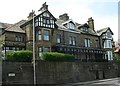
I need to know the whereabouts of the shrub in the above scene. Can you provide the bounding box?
[43,52,74,61]
[5,50,33,62]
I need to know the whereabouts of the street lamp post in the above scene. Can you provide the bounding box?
[32,10,36,86]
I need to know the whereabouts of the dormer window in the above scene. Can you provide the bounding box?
[67,23,75,29]
[83,27,88,32]
[106,31,112,38]
[102,30,112,39]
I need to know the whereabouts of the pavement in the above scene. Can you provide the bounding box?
[62,78,120,86]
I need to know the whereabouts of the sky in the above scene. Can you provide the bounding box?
[0,0,118,41]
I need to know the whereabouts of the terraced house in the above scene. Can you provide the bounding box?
[1,3,114,62]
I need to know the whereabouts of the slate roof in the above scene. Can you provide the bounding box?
[56,18,81,33]
[5,20,26,33]
[0,22,12,29]
[97,27,113,36]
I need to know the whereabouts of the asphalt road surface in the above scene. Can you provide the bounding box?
[69,78,120,86]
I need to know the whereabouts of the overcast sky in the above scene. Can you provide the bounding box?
[0,0,118,41]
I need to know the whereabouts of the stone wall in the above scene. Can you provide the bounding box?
[2,61,119,85]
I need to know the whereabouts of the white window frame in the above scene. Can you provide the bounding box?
[85,39,90,47]
[83,27,88,32]
[69,36,72,45]
[57,34,61,43]
[16,36,18,41]
[67,23,75,29]
[38,30,42,40]
[104,40,112,48]
[69,36,76,45]
[39,47,42,57]
[107,51,113,60]
[73,37,76,45]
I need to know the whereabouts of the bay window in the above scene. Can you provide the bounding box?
[44,30,49,41]
[103,40,112,48]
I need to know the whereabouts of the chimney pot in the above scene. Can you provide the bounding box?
[27,10,35,20]
[87,17,94,31]
[59,13,69,21]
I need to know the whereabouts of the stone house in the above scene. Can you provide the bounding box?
[1,3,114,62]
[1,20,26,55]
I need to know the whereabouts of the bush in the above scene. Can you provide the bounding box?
[43,52,74,61]
[5,50,33,62]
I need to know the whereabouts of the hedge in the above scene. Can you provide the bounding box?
[43,52,74,61]
[5,50,33,62]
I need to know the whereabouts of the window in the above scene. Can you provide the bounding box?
[85,38,91,47]
[16,47,19,50]
[103,40,112,48]
[35,18,39,27]
[38,47,42,57]
[22,37,25,42]
[103,31,112,39]
[57,34,61,43]
[73,37,76,45]
[12,47,15,50]
[19,37,21,41]
[44,30,49,41]
[69,36,76,45]
[107,51,113,60]
[6,47,9,50]
[96,40,99,47]
[38,30,42,40]
[83,27,88,32]
[16,36,18,41]
[67,23,75,29]
[108,40,112,48]
[50,20,55,28]
[69,36,72,45]
[106,31,112,38]
[43,19,46,24]
[46,19,50,24]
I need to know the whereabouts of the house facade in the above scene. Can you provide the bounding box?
[1,3,114,62]
[0,20,26,55]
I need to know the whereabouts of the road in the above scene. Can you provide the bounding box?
[79,79,120,86]
[61,78,120,86]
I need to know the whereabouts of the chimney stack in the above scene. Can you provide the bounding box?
[87,17,94,31]
[27,10,35,20]
[59,13,69,21]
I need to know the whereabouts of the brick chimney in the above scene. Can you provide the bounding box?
[87,17,94,31]
[59,13,69,21]
[27,10,35,20]
[38,2,48,12]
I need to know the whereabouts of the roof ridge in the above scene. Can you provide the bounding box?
[5,20,25,31]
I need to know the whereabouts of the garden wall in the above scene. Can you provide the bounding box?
[2,61,119,85]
